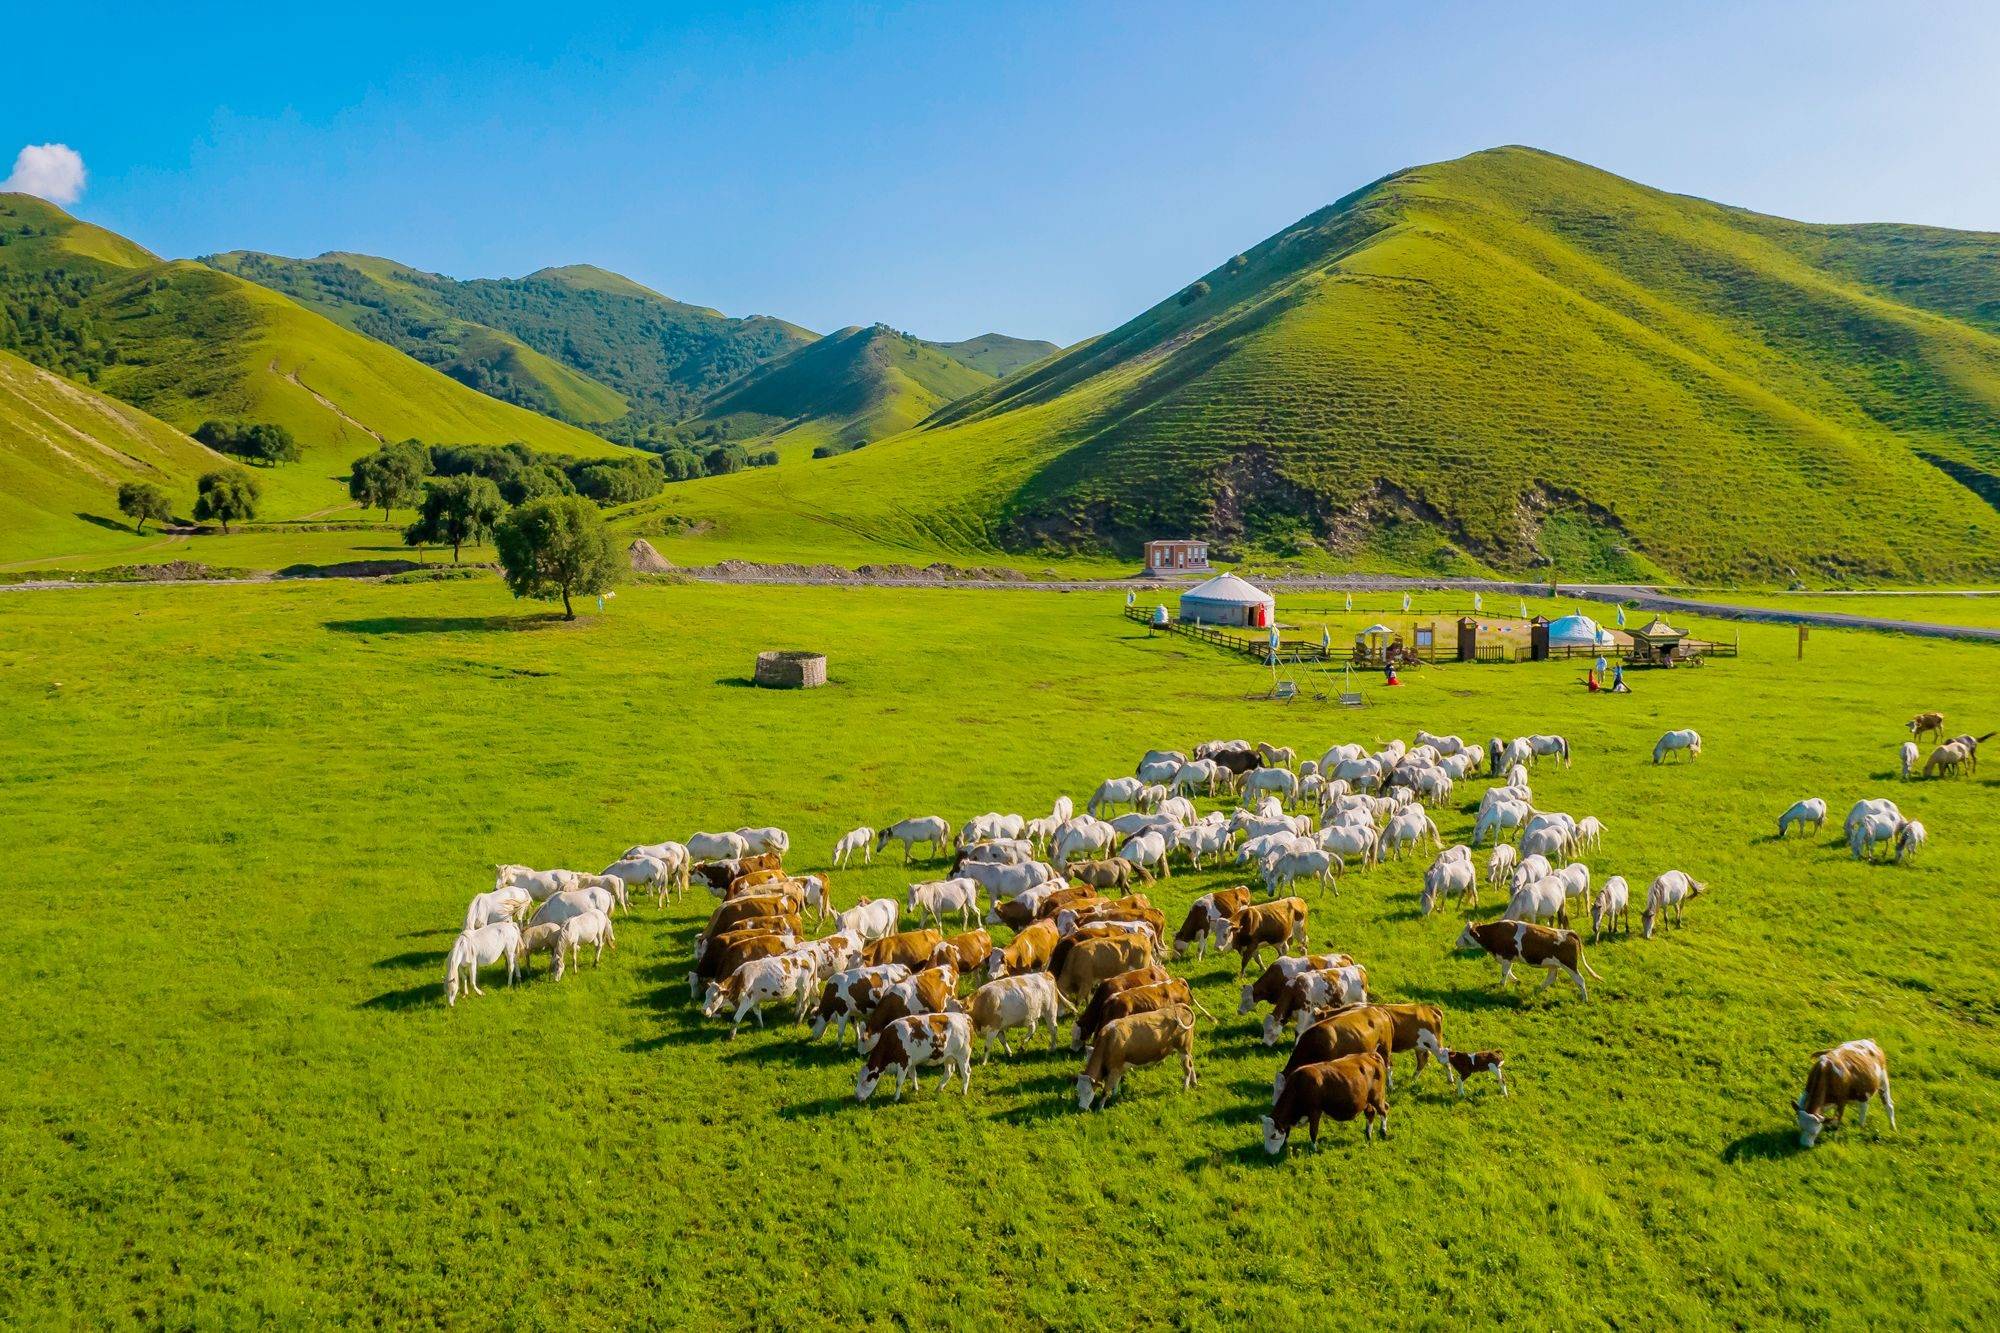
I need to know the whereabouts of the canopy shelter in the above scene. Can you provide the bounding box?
[1178,573,1274,628]
[1627,614,1690,665]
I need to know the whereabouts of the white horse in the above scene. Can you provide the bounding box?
[1088,776,1146,816]
[1776,799,1826,839]
[445,921,522,1007]
[1653,729,1702,764]
[876,816,951,864]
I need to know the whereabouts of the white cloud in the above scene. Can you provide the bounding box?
[3,143,87,205]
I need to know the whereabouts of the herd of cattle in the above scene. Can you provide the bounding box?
[444,728,1913,1151]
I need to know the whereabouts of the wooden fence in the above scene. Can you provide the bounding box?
[1126,606,1739,665]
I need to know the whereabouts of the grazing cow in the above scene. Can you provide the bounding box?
[907,878,981,930]
[859,966,961,1053]
[529,886,618,930]
[931,929,994,978]
[465,886,532,931]
[689,932,790,1000]
[1591,875,1630,941]
[831,897,899,944]
[968,972,1070,1060]
[1237,953,1350,1017]
[809,964,911,1042]
[1264,965,1370,1044]
[861,929,945,970]
[703,952,816,1036]
[988,919,1060,978]
[444,921,522,1007]
[832,826,875,868]
[1653,729,1702,764]
[1054,934,1156,1003]
[1415,1029,1508,1097]
[1273,1004,1396,1100]
[876,816,952,864]
[856,1013,974,1102]
[1224,897,1312,977]
[1777,798,1827,839]
[1641,871,1707,938]
[517,920,565,975]
[553,909,615,976]
[1452,920,1599,999]
[1066,858,1151,893]
[622,841,692,892]
[724,868,788,900]
[1072,973,1203,1050]
[688,831,751,862]
[786,931,863,986]
[1173,888,1253,960]
[692,853,782,893]
[1076,1005,1198,1110]
[1907,712,1946,745]
[1262,1054,1390,1151]
[494,865,577,902]
[1795,1039,1895,1146]
[696,920,799,966]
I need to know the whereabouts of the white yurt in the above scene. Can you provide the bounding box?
[1547,612,1618,648]
[1178,573,1275,628]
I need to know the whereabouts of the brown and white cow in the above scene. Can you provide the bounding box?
[1173,887,1253,961]
[859,964,961,1052]
[1071,976,1212,1050]
[1371,1001,1446,1082]
[930,929,994,979]
[705,895,802,938]
[701,952,818,1037]
[809,964,912,1042]
[1263,964,1371,1045]
[1055,934,1156,1004]
[1262,1054,1390,1151]
[689,931,790,1000]
[1796,1039,1895,1146]
[1237,953,1351,1016]
[695,920,798,964]
[862,928,945,970]
[1274,1004,1396,1101]
[1064,858,1152,892]
[1452,920,1599,999]
[1076,1005,1198,1110]
[695,852,784,893]
[988,919,1060,978]
[967,972,1070,1060]
[856,1012,974,1102]
[1414,1029,1506,1096]
[1224,897,1310,977]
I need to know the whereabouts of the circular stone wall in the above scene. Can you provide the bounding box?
[754,650,827,689]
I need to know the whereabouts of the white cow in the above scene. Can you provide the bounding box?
[1777,799,1827,839]
[735,826,791,857]
[833,826,875,868]
[835,897,900,943]
[494,865,576,902]
[444,921,522,1007]
[1642,871,1707,937]
[688,831,750,862]
[553,909,615,975]
[907,878,981,930]
[877,816,952,863]
[1088,776,1146,816]
[1653,729,1702,764]
[464,885,531,931]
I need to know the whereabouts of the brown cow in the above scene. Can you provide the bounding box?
[930,929,994,979]
[1065,858,1152,892]
[1047,923,1158,980]
[688,932,788,1000]
[727,867,785,896]
[1796,1039,1895,1146]
[1225,897,1311,977]
[808,964,910,1042]
[1174,887,1253,960]
[705,895,801,935]
[1070,976,1212,1049]
[1237,953,1352,1015]
[859,964,961,1052]
[1055,934,1156,1003]
[1076,1005,1198,1110]
[1372,1002,1446,1081]
[987,885,1097,932]
[694,852,783,893]
[1067,966,1173,1049]
[1453,920,1599,999]
[1062,900,1167,940]
[1262,1054,1390,1151]
[862,928,945,970]
[1034,885,1102,920]
[1906,711,1946,746]
[1274,1004,1396,1101]
[988,920,1059,977]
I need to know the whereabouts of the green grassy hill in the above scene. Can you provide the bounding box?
[926,331,1060,377]
[206,251,816,437]
[691,323,996,459]
[1,194,632,531]
[0,346,230,563]
[630,148,2000,582]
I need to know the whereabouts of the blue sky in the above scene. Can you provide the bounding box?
[8,1,2000,343]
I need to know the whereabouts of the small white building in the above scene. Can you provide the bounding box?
[1178,572,1274,628]
[1143,538,1210,573]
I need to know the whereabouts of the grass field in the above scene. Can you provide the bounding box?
[1668,590,2000,629]
[3,577,1997,1327]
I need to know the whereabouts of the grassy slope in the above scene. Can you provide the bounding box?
[626,148,2000,582]
[204,251,630,424]
[0,579,1995,1325]
[694,323,995,459]
[927,331,1061,377]
[0,348,230,562]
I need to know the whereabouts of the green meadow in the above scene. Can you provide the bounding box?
[3,578,1998,1327]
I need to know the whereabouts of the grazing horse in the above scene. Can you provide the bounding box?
[876,816,951,864]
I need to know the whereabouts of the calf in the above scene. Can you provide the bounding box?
[856,1012,974,1102]
[1261,1054,1390,1151]
[1415,1029,1506,1096]
[1796,1039,1895,1147]
[988,920,1060,977]
[1072,976,1209,1050]
[862,929,945,970]
[1224,897,1311,977]
[809,964,911,1042]
[967,972,1069,1060]
[1076,1005,1198,1110]
[1173,887,1253,960]
[1274,1004,1395,1100]
[1453,920,1599,999]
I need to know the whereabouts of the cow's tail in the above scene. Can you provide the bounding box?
[1977,731,1998,743]
[1053,988,1077,1015]
[1189,995,1217,1023]
[1578,947,1603,981]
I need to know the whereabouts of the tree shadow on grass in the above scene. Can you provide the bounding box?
[1721,1128,1806,1163]
[373,950,436,971]
[324,612,569,636]
[74,511,136,534]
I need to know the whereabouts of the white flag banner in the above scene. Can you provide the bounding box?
[1401,592,1412,612]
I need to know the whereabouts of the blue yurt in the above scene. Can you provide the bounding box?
[1547,612,1618,648]
[1178,573,1275,628]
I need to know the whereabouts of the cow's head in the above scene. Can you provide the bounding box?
[1795,1096,1825,1147]
[1260,1115,1288,1155]
[1075,1074,1098,1111]
[1450,924,1479,952]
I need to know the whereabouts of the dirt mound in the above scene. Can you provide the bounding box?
[628,539,676,573]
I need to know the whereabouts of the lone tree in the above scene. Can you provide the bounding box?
[348,442,428,520]
[192,468,261,534]
[493,494,618,620]
[404,474,506,564]
[115,480,173,533]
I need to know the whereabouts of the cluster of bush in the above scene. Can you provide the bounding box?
[193,419,301,464]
